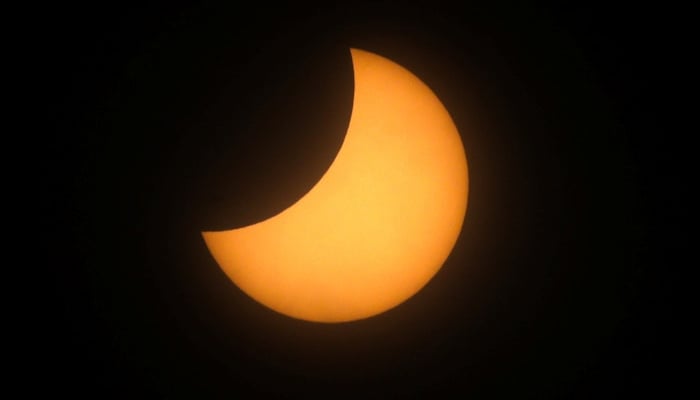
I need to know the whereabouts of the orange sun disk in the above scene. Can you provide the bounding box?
[202,48,468,323]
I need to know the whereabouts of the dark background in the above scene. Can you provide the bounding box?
[37,1,682,398]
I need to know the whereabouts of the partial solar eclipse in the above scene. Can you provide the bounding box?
[202,48,469,323]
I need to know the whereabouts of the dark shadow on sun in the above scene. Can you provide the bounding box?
[169,43,355,231]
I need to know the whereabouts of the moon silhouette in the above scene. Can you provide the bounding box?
[202,48,469,323]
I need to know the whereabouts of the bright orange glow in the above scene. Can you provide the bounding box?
[202,48,468,323]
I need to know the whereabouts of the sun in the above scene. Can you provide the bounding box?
[202,48,468,323]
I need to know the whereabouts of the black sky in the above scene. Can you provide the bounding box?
[37,2,682,398]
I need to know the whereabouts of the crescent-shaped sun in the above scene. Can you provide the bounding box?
[202,48,468,323]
